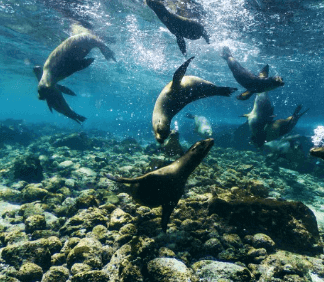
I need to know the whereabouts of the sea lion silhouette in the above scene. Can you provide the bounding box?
[106,138,214,232]
[33,66,86,124]
[152,56,237,144]
[145,0,209,55]
[221,46,284,100]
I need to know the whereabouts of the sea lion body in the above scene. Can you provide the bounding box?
[146,0,209,55]
[186,113,212,138]
[33,66,86,124]
[106,138,214,231]
[153,57,236,143]
[264,105,309,142]
[243,92,274,147]
[38,32,115,99]
[221,46,284,100]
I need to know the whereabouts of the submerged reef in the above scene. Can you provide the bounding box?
[0,123,324,281]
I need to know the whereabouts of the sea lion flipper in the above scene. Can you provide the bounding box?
[221,46,232,60]
[46,100,53,113]
[176,36,186,55]
[99,45,117,62]
[172,56,195,88]
[57,85,77,96]
[237,90,255,100]
[105,173,145,184]
[33,66,43,81]
[258,64,269,78]
[161,203,177,232]
[202,29,210,44]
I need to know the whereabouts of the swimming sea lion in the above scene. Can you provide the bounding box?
[106,138,214,232]
[34,66,86,124]
[264,105,309,142]
[38,32,116,100]
[240,66,275,147]
[186,113,212,138]
[161,129,184,157]
[152,56,237,144]
[145,0,209,55]
[221,46,284,100]
[310,147,324,160]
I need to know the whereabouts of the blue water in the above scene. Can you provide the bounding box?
[0,0,323,139]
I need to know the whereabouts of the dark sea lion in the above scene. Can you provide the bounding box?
[152,57,237,144]
[33,66,86,124]
[221,46,284,100]
[145,0,209,55]
[264,105,309,142]
[106,138,214,232]
[38,32,116,100]
[310,147,324,160]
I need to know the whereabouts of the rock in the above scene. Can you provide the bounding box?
[52,133,92,150]
[146,258,197,282]
[203,238,224,256]
[17,262,43,282]
[103,236,156,282]
[208,196,321,254]
[13,154,43,183]
[58,160,74,169]
[221,233,243,249]
[71,270,110,282]
[1,238,51,269]
[51,253,66,266]
[109,208,134,230]
[252,233,275,252]
[67,237,103,269]
[0,230,28,246]
[192,260,252,282]
[22,184,48,202]
[0,187,21,202]
[73,167,97,178]
[60,207,109,236]
[41,266,70,282]
[70,263,92,276]
[25,214,46,233]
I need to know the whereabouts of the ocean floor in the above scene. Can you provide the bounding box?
[0,122,324,281]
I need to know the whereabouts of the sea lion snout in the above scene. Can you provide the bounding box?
[274,76,284,86]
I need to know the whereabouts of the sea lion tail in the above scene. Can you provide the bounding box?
[99,45,117,62]
[105,173,140,184]
[73,113,87,124]
[213,86,237,97]
[186,113,195,119]
[221,46,232,60]
[237,90,254,100]
[293,104,309,119]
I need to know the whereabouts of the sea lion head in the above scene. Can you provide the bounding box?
[188,138,214,161]
[37,85,58,100]
[154,118,171,144]
[271,76,285,87]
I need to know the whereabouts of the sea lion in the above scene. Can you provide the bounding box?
[38,32,116,100]
[106,138,214,232]
[161,129,184,157]
[145,0,209,55]
[33,66,86,124]
[186,113,212,138]
[264,105,309,142]
[221,46,284,100]
[152,56,237,144]
[310,147,324,160]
